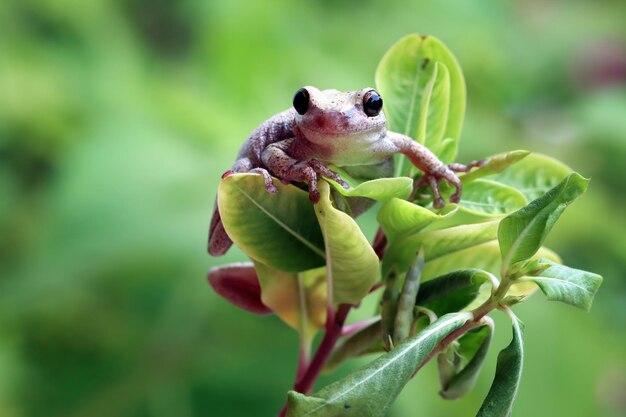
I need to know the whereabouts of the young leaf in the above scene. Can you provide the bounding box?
[416,269,493,315]
[377,198,456,241]
[461,150,531,184]
[254,262,326,339]
[218,173,325,272]
[286,312,473,417]
[526,259,603,311]
[393,250,425,344]
[476,311,524,417]
[375,34,465,176]
[383,220,499,277]
[498,173,589,275]
[440,323,492,399]
[326,169,413,201]
[315,181,380,304]
[207,262,272,315]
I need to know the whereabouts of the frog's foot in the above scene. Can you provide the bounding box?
[308,160,349,189]
[249,168,279,193]
[415,165,462,209]
[291,159,346,203]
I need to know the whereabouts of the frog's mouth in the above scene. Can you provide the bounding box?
[298,113,385,138]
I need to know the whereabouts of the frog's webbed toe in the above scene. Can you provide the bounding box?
[249,168,279,193]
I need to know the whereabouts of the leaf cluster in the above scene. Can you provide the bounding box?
[208,34,602,417]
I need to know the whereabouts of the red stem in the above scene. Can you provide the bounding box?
[277,304,352,417]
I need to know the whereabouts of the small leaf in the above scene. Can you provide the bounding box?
[416,269,493,315]
[440,324,492,399]
[526,258,603,311]
[218,173,325,272]
[315,181,379,304]
[254,262,326,340]
[377,198,457,241]
[286,312,472,417]
[393,250,425,344]
[498,173,589,274]
[383,220,499,277]
[461,150,531,184]
[376,34,465,176]
[476,312,524,417]
[326,168,413,201]
[207,262,272,315]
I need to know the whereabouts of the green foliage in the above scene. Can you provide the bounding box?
[286,313,472,417]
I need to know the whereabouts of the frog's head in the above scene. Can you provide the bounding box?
[292,86,386,145]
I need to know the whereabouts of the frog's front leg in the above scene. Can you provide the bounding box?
[387,132,483,208]
[261,138,348,203]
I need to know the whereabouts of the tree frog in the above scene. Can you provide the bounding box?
[209,86,482,256]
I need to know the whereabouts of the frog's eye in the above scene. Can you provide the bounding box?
[293,88,310,115]
[363,90,383,117]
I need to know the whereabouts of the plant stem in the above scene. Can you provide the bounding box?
[277,304,352,417]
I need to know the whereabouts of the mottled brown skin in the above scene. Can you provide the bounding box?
[209,86,480,256]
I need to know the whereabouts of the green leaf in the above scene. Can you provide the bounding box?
[286,312,472,417]
[498,173,589,274]
[384,220,499,277]
[526,259,603,311]
[490,153,572,201]
[254,262,326,340]
[440,324,492,399]
[315,181,379,304]
[326,168,413,201]
[416,269,493,315]
[461,150,531,184]
[377,197,456,241]
[375,34,465,176]
[476,312,524,417]
[458,179,528,216]
[218,173,325,272]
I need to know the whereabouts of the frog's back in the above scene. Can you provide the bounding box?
[236,108,296,168]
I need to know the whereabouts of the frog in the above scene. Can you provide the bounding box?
[208,86,483,256]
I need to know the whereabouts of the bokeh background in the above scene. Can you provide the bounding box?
[1,0,625,416]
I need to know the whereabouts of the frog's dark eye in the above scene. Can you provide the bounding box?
[293,88,310,115]
[363,90,383,117]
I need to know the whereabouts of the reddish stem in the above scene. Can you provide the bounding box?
[373,227,387,259]
[277,304,352,417]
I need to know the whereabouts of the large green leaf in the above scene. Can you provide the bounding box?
[315,181,379,304]
[458,180,527,216]
[375,34,465,176]
[490,153,572,201]
[218,173,325,272]
[254,262,326,340]
[286,312,472,417]
[498,173,589,274]
[476,312,524,417]
[377,197,456,241]
[326,319,383,372]
[383,220,499,276]
[415,269,493,315]
[440,324,492,399]
[526,259,603,311]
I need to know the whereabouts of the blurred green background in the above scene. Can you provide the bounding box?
[1,0,625,416]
